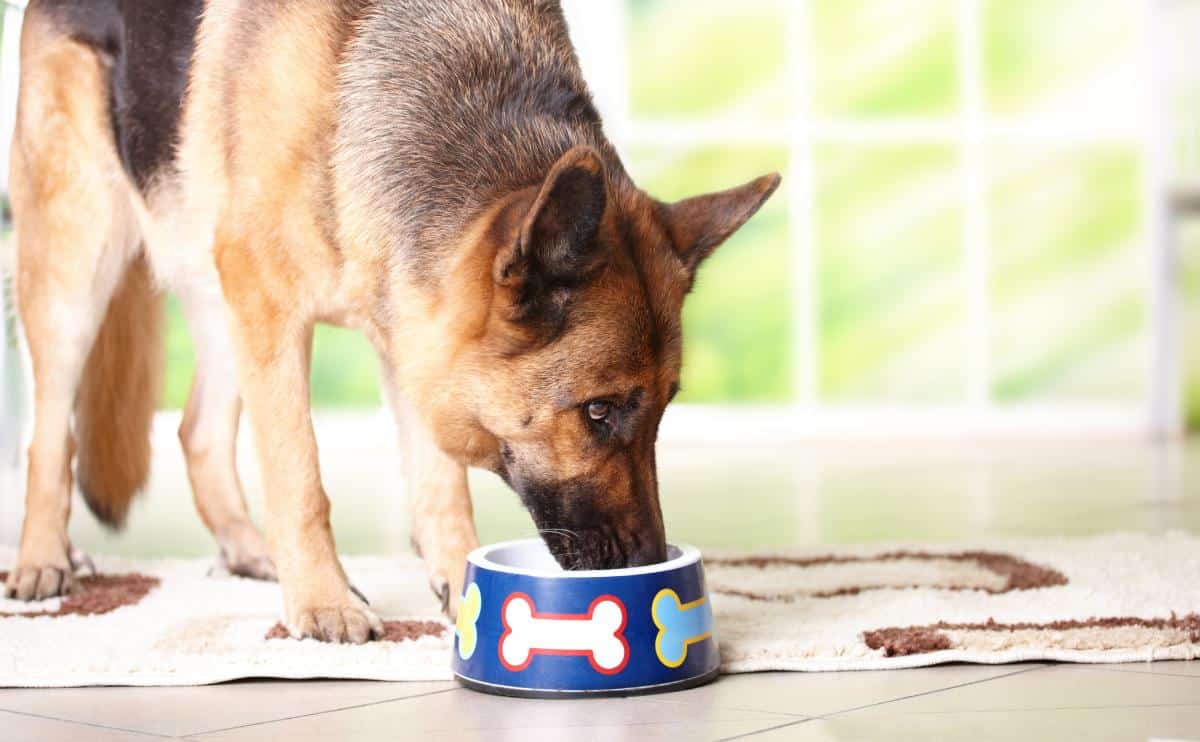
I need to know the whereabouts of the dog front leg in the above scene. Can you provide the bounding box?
[229,310,381,643]
[392,395,478,618]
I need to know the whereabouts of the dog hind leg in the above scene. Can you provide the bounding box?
[5,18,142,599]
[177,285,274,580]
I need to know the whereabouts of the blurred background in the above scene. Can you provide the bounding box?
[1,0,1198,560]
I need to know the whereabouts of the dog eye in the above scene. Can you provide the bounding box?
[585,400,612,423]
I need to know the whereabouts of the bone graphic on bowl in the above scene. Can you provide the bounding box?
[498,593,629,674]
[455,582,483,660]
[652,588,714,668]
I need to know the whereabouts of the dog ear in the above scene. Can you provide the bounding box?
[494,146,609,306]
[663,173,782,275]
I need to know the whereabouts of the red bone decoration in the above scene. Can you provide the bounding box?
[498,592,630,674]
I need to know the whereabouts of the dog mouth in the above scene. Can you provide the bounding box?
[507,467,668,570]
[539,527,666,570]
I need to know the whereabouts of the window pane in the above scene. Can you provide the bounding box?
[626,0,788,121]
[1167,2,1200,179]
[989,146,1144,403]
[984,0,1142,120]
[162,301,380,409]
[1184,221,1200,431]
[309,326,381,408]
[629,145,792,402]
[163,297,193,409]
[816,144,965,401]
[812,0,957,117]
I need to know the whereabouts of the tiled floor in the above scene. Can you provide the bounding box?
[2,664,1200,740]
[1,425,1198,740]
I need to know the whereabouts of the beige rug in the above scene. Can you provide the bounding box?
[2,532,1198,687]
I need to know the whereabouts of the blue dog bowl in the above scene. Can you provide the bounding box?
[451,538,720,697]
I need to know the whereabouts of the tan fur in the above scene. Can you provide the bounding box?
[195,1,383,641]
[6,11,140,600]
[75,256,163,527]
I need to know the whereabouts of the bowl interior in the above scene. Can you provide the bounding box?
[471,538,694,578]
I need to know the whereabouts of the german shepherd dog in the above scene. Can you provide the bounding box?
[6,0,779,642]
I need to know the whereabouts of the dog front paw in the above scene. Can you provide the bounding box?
[413,525,475,620]
[285,590,384,644]
[4,540,88,601]
[4,562,75,601]
[429,572,461,619]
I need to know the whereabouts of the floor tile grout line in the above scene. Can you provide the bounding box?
[0,707,176,739]
[713,716,819,741]
[1107,669,1200,680]
[716,697,1200,739]
[185,690,807,738]
[450,716,817,734]
[185,686,462,737]
[648,695,810,720]
[1057,665,1200,680]
[884,701,1200,716]
[207,700,808,736]
[651,666,1055,720]
[814,665,1047,721]
[718,665,1048,740]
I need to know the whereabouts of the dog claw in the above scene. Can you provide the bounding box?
[349,582,371,606]
[69,547,96,578]
[430,575,451,616]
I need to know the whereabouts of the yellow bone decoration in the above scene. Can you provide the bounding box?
[456,582,483,660]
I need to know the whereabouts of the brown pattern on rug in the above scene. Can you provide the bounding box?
[706,550,1068,601]
[864,614,1200,657]
[264,620,447,643]
[0,572,159,618]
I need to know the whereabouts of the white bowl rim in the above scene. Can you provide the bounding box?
[468,537,700,578]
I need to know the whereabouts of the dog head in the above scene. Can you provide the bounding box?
[417,146,779,570]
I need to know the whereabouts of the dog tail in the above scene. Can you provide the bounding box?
[75,256,164,528]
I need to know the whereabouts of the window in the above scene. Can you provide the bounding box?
[565,0,1174,435]
[1165,0,1200,432]
[1,0,1189,437]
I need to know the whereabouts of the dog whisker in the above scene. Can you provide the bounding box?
[538,528,582,545]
